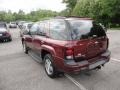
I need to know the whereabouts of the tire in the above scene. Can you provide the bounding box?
[22,41,28,54]
[44,54,58,78]
[9,37,12,41]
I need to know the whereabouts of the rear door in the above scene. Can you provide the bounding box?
[32,21,48,56]
[68,20,92,61]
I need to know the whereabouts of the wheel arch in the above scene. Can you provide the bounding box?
[41,45,56,61]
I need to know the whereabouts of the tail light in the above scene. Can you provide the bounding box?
[65,47,74,60]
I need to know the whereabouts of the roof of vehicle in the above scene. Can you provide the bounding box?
[36,16,93,24]
[54,16,93,20]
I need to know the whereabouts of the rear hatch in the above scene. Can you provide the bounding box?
[68,19,107,62]
[86,37,108,59]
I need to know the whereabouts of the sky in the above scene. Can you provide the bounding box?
[0,0,66,13]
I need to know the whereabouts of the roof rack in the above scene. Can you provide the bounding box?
[66,16,92,19]
[54,16,66,19]
[54,16,92,20]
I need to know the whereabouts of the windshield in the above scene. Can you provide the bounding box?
[68,20,106,40]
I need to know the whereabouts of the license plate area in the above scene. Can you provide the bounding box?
[89,60,106,69]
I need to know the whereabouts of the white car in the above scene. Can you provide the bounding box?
[9,22,17,28]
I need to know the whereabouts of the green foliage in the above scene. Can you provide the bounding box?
[59,9,70,16]
[62,0,77,14]
[72,0,120,26]
[28,9,58,22]
[0,0,119,27]
[0,9,58,22]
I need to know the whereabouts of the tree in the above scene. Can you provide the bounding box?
[72,0,120,26]
[59,9,70,16]
[63,0,77,15]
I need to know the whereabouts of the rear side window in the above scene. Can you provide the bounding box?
[49,19,71,40]
[30,24,38,35]
[68,20,106,40]
[38,22,46,36]
[27,24,33,29]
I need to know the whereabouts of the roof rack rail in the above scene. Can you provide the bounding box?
[65,16,92,19]
[54,16,92,20]
[54,16,66,19]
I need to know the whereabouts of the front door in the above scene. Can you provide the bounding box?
[29,24,39,50]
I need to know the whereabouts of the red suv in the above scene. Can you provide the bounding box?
[21,17,110,78]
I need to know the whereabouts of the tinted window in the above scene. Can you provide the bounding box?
[30,24,38,35]
[11,22,16,24]
[68,20,106,40]
[37,21,47,36]
[49,19,71,40]
[27,24,33,29]
[0,23,6,28]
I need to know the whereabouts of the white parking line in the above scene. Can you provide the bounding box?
[65,74,87,90]
[111,58,120,62]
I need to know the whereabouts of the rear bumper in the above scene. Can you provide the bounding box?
[55,50,111,73]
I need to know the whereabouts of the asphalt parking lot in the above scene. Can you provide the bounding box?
[0,28,120,90]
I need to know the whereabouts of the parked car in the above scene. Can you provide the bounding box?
[9,22,17,28]
[18,21,26,29]
[20,22,33,37]
[0,22,12,42]
[21,17,111,78]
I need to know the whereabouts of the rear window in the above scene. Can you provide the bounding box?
[11,22,15,24]
[68,20,106,40]
[0,23,6,28]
